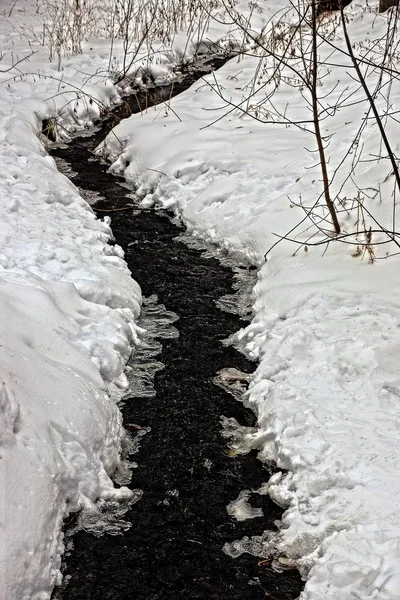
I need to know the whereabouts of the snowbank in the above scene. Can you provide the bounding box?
[0,3,144,598]
[99,1,400,598]
[0,67,144,600]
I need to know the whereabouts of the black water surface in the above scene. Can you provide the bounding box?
[50,67,304,600]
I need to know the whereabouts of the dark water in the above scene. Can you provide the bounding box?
[50,65,303,600]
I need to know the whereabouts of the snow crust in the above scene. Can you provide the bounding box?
[98,1,400,598]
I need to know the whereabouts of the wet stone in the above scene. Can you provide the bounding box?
[50,68,304,600]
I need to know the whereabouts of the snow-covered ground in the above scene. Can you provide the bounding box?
[99,2,400,599]
[0,1,265,597]
[2,0,400,598]
[0,3,146,598]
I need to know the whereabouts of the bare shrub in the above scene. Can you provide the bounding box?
[38,0,226,68]
[205,0,400,260]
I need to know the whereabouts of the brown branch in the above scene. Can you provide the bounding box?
[311,0,340,233]
[340,1,400,196]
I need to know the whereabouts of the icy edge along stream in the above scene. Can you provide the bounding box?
[176,231,256,321]
[182,233,300,576]
[177,234,276,538]
[59,296,179,541]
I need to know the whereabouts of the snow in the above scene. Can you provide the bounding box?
[98,1,400,599]
[0,1,268,597]
[0,3,145,598]
[3,0,400,598]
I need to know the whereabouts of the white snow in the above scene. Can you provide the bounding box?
[0,3,145,598]
[0,0,268,597]
[98,1,400,598]
[3,0,400,598]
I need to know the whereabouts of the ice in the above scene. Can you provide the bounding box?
[214,368,250,402]
[220,416,260,456]
[227,490,264,522]
[72,491,143,537]
[124,295,179,399]
[223,535,264,559]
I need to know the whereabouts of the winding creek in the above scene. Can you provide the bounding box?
[50,63,304,600]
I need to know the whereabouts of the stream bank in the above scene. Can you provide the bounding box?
[50,64,304,600]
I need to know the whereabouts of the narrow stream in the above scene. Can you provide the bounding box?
[50,64,304,600]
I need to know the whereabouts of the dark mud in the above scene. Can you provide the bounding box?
[50,66,303,600]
